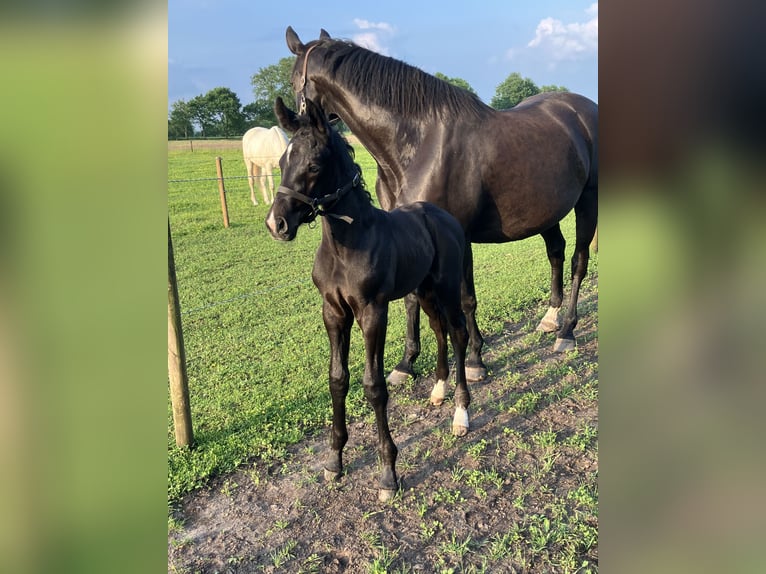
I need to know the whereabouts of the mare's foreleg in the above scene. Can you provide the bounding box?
[359,303,399,502]
[537,225,566,333]
[555,186,597,351]
[322,300,353,482]
[387,293,421,384]
[461,243,486,381]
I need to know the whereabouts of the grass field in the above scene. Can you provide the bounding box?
[167,138,593,504]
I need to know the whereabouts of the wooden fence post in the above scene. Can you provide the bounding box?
[168,220,194,447]
[215,156,230,228]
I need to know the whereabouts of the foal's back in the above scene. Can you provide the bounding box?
[313,201,465,307]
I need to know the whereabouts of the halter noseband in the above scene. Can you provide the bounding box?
[276,169,360,224]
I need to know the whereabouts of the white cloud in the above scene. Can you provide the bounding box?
[527,3,598,61]
[353,18,395,33]
[352,18,396,55]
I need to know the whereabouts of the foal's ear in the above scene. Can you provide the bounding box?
[286,26,304,54]
[319,29,331,40]
[305,98,329,135]
[274,97,299,132]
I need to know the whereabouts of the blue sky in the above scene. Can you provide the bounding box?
[168,0,597,110]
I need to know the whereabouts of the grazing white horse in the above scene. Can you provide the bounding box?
[242,126,289,205]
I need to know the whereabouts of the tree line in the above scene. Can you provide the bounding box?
[168,56,567,139]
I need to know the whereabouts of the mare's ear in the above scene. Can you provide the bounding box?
[319,29,331,40]
[274,97,299,132]
[286,26,304,54]
[305,98,329,136]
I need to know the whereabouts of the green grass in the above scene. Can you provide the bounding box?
[167,141,585,503]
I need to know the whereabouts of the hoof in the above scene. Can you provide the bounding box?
[452,406,469,437]
[452,424,469,437]
[387,369,411,384]
[553,337,576,352]
[378,488,397,503]
[536,306,562,333]
[324,468,341,482]
[465,365,487,382]
[430,379,447,406]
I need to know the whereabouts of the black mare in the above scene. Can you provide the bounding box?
[265,97,471,501]
[285,27,598,383]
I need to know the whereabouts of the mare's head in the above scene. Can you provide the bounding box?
[265,96,359,241]
[285,27,334,120]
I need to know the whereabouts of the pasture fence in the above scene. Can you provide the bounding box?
[167,220,193,448]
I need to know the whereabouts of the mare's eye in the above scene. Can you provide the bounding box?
[308,164,320,174]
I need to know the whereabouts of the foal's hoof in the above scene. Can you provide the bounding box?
[378,488,397,503]
[452,424,469,437]
[536,306,562,333]
[553,337,576,352]
[452,407,469,437]
[465,365,487,382]
[386,369,411,384]
[324,468,342,482]
[430,379,447,406]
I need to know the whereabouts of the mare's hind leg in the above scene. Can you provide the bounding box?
[358,303,399,502]
[387,293,421,384]
[536,225,566,333]
[322,300,353,483]
[555,186,597,351]
[461,243,487,381]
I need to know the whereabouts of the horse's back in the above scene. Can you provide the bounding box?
[508,92,597,154]
[392,201,465,279]
[243,126,288,163]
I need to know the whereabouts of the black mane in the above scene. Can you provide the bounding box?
[295,110,372,205]
[314,39,490,120]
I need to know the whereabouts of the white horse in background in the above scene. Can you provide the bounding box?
[242,126,289,205]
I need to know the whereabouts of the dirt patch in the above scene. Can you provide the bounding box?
[169,280,598,573]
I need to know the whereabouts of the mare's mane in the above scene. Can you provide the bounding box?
[311,39,491,121]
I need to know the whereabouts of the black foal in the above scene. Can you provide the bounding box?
[265,97,470,501]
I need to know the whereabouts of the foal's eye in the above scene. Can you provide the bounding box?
[308,164,321,174]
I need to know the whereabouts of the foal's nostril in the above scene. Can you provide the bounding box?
[276,217,288,235]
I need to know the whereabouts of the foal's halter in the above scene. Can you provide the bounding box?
[276,169,360,225]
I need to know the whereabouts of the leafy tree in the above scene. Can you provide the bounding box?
[250,56,297,126]
[186,94,215,136]
[202,87,245,136]
[434,72,477,95]
[540,84,569,94]
[490,73,570,110]
[168,99,194,139]
[490,73,540,109]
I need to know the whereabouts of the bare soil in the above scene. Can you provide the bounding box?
[169,280,598,573]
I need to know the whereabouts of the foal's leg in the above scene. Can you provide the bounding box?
[420,288,471,436]
[359,303,399,502]
[322,300,353,482]
[416,289,450,407]
[461,243,487,381]
[536,224,566,333]
[555,186,597,351]
[387,293,421,384]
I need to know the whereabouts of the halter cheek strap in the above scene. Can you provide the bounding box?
[276,169,360,225]
[298,43,320,115]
